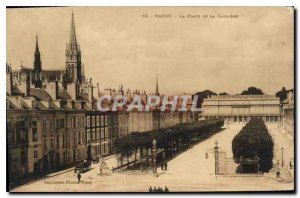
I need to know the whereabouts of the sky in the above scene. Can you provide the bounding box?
[6,7,294,95]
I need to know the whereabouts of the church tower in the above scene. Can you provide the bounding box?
[65,11,85,84]
[33,35,42,88]
[155,74,160,96]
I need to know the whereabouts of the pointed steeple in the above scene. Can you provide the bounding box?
[156,74,159,96]
[34,34,42,88]
[34,35,41,71]
[65,10,83,84]
[70,10,77,46]
[35,35,40,54]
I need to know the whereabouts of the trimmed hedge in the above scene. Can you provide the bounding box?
[232,118,273,173]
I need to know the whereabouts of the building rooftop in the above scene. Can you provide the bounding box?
[11,86,23,96]
[20,65,34,71]
[30,88,52,100]
[58,90,72,101]
[205,94,278,100]
[7,99,18,109]
[35,101,48,110]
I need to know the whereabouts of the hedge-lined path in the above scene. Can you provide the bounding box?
[13,124,293,192]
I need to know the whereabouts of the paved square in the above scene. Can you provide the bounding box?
[13,124,294,192]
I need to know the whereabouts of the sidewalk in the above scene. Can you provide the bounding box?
[9,165,75,191]
[267,124,294,182]
[12,124,294,192]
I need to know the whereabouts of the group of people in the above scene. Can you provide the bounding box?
[274,159,294,179]
[149,186,169,192]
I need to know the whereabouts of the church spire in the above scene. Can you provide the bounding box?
[156,74,159,96]
[69,10,77,45]
[34,34,41,71]
[35,34,40,54]
[34,34,42,88]
[65,10,83,84]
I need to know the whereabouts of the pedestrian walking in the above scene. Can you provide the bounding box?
[164,162,168,170]
[276,168,280,178]
[77,173,81,183]
[289,161,293,169]
[149,186,153,192]
[153,187,157,192]
[164,186,169,192]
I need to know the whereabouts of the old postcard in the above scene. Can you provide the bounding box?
[6,6,294,192]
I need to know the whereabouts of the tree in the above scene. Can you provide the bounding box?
[219,92,229,95]
[232,118,273,173]
[113,118,224,168]
[276,87,288,103]
[194,90,217,108]
[241,87,264,95]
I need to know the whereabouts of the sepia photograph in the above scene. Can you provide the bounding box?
[6,6,294,192]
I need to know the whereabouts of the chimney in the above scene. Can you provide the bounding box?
[97,83,100,97]
[6,64,12,95]
[44,81,57,100]
[92,85,94,100]
[87,84,93,102]
[67,82,76,101]
[55,80,59,99]
[26,74,30,96]
[76,79,80,99]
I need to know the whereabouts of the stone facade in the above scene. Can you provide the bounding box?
[128,111,192,133]
[86,111,111,159]
[6,12,193,186]
[7,107,87,180]
[128,111,154,133]
[7,12,91,183]
[202,95,281,124]
[283,90,294,137]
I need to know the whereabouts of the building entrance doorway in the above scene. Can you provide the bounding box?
[42,155,48,172]
[56,153,60,168]
[73,150,76,163]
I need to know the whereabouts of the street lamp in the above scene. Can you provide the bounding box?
[152,139,157,176]
[281,147,284,167]
[227,118,229,129]
[214,140,219,175]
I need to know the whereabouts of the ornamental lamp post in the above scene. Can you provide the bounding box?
[281,147,284,167]
[214,140,219,175]
[227,117,230,129]
[162,149,166,171]
[152,139,157,175]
